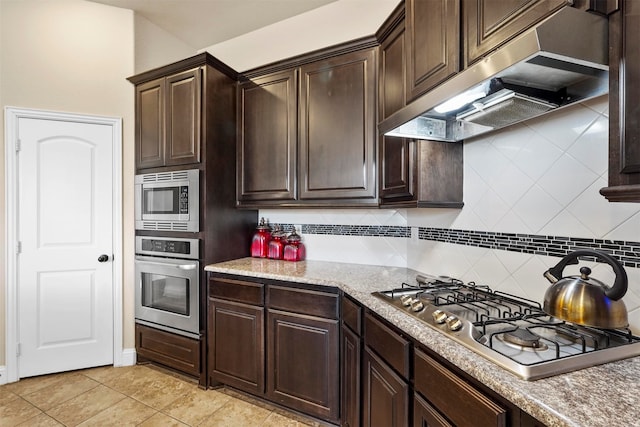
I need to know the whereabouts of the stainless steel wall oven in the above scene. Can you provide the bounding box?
[135,236,200,339]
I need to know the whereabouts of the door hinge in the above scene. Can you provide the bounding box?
[16,343,21,357]
[15,139,21,152]
[16,241,22,254]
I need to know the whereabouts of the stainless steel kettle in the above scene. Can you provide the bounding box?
[543,249,629,329]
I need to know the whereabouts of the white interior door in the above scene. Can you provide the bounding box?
[16,116,115,378]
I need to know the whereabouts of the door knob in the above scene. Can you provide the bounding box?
[98,254,109,263]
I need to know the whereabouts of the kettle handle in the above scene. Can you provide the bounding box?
[543,249,628,301]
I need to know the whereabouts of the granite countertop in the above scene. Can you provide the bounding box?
[205,258,640,427]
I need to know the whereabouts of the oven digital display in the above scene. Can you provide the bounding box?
[141,239,191,255]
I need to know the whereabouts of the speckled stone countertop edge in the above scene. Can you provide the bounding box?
[205,258,640,427]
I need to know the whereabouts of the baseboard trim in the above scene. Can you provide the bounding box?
[0,350,135,385]
[118,348,137,367]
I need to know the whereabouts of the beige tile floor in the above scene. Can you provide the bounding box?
[0,364,318,426]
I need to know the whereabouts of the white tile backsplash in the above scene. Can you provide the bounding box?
[567,177,640,238]
[566,115,609,176]
[511,131,563,181]
[260,94,640,331]
[537,153,600,205]
[511,184,564,232]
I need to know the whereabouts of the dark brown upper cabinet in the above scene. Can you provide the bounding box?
[377,3,463,208]
[463,0,568,67]
[406,0,460,101]
[134,67,201,170]
[237,69,297,203]
[298,48,377,203]
[601,0,640,202]
[237,40,378,208]
[378,5,415,204]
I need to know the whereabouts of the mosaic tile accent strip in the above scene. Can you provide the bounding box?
[418,227,640,268]
[302,224,411,238]
[269,222,639,268]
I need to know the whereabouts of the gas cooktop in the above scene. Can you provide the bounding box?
[372,274,640,380]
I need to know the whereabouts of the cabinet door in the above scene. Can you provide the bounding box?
[341,326,361,427]
[299,48,377,202]
[267,310,340,423]
[379,14,415,203]
[237,69,297,203]
[362,347,409,427]
[414,393,453,427]
[601,0,640,202]
[463,0,567,67]
[379,16,406,119]
[165,68,201,166]
[135,77,165,169]
[406,0,459,101]
[209,298,264,395]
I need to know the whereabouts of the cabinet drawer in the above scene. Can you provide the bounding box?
[342,294,362,335]
[364,313,410,378]
[209,276,264,306]
[135,323,200,377]
[267,285,339,319]
[414,349,506,427]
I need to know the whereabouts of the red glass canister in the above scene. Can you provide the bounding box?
[250,217,271,258]
[268,225,285,260]
[283,229,306,262]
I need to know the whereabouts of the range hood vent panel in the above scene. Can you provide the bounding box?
[457,93,557,128]
[381,7,609,142]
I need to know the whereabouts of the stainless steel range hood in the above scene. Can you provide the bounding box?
[380,6,608,142]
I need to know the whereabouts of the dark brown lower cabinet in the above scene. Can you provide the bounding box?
[362,347,409,427]
[414,393,452,427]
[209,298,264,395]
[208,273,340,424]
[414,349,507,427]
[341,325,361,427]
[267,309,340,423]
[135,323,200,378]
[208,275,265,393]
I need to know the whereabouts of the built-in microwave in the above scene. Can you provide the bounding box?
[135,169,199,232]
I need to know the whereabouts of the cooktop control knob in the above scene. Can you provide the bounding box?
[446,316,463,331]
[432,310,447,324]
[410,300,424,312]
[400,295,413,307]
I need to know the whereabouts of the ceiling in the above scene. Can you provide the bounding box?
[89,0,338,50]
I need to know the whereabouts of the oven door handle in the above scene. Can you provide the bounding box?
[136,259,198,271]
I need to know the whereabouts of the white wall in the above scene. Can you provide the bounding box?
[133,13,195,74]
[0,0,135,366]
[202,0,400,72]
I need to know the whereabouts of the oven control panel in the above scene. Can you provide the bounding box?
[135,236,199,260]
